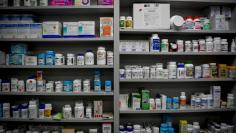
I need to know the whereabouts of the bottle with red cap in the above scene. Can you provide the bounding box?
[185,16,194,30]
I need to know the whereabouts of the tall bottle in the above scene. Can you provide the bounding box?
[180,92,187,109]
[94,70,101,92]
[231,39,236,52]
[150,34,160,52]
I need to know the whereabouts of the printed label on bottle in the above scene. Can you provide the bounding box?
[152,39,160,51]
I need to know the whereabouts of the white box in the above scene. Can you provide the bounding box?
[30,23,42,38]
[78,21,95,37]
[211,86,221,108]
[16,24,30,39]
[25,56,37,66]
[3,24,18,39]
[43,21,62,37]
[63,22,79,37]
[102,123,112,133]
[133,3,170,29]
[210,15,226,30]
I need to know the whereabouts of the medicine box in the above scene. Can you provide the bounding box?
[30,23,42,38]
[8,54,25,65]
[94,100,103,118]
[133,3,170,29]
[11,43,27,54]
[98,0,113,5]
[120,40,149,52]
[102,123,112,133]
[43,21,62,38]
[210,15,226,30]
[78,21,95,37]
[74,0,90,6]
[25,56,37,66]
[63,22,79,37]
[211,86,221,108]
[100,17,113,37]
[2,24,18,39]
[16,24,30,39]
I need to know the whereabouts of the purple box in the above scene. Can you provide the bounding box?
[98,0,113,5]
[49,0,73,6]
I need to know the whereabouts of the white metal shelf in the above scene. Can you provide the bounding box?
[0,92,114,96]
[120,108,236,114]
[120,52,236,56]
[0,6,114,15]
[120,29,236,34]
[0,118,113,123]
[0,38,114,42]
[120,78,236,83]
[0,65,113,69]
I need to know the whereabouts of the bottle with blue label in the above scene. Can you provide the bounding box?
[150,34,160,52]
[94,70,101,92]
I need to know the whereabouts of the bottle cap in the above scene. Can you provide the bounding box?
[181,92,185,96]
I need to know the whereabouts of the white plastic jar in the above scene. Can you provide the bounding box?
[185,41,192,52]
[213,37,221,52]
[156,63,163,79]
[97,47,106,65]
[206,36,214,52]
[77,54,85,66]
[221,39,228,52]
[177,40,184,52]
[199,39,206,52]
[195,66,202,79]
[168,62,177,79]
[63,105,72,119]
[86,106,92,119]
[185,61,194,79]
[67,53,75,66]
[83,79,90,92]
[192,40,199,52]
[55,53,65,65]
[227,93,234,108]
[75,102,84,119]
[107,51,113,66]
[85,50,94,65]
[202,64,210,78]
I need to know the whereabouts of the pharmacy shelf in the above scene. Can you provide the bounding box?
[0,65,113,69]
[120,29,236,35]
[120,78,236,83]
[120,52,236,56]
[0,118,114,123]
[0,92,114,96]
[0,6,114,15]
[120,0,236,8]
[0,38,114,42]
[120,108,236,114]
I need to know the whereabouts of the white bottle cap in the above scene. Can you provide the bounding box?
[181,92,185,96]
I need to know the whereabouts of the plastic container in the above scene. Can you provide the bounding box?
[150,34,160,52]
[180,92,187,109]
[38,104,45,119]
[168,62,177,79]
[63,105,72,119]
[55,53,65,65]
[26,76,36,92]
[206,36,213,52]
[85,50,94,65]
[177,40,184,52]
[221,39,228,52]
[199,39,206,52]
[192,40,199,52]
[185,61,194,79]
[83,79,91,92]
[231,39,236,52]
[202,64,210,78]
[185,41,192,52]
[63,80,73,92]
[213,37,221,52]
[126,16,133,29]
[218,64,228,78]
[75,102,84,119]
[45,51,55,65]
[97,47,106,65]
[210,63,217,78]
[77,54,85,66]
[120,16,126,29]
[67,53,75,66]
[195,66,202,79]
[161,39,169,52]
[107,51,113,66]
[177,63,186,79]
[227,93,234,108]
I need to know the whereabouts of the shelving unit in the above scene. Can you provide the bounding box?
[119,0,236,132]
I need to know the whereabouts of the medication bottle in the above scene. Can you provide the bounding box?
[166,98,172,110]
[206,36,214,52]
[94,70,101,92]
[150,34,160,52]
[202,64,210,78]
[227,93,234,108]
[44,104,52,118]
[185,41,192,52]
[155,98,162,110]
[86,105,92,119]
[55,53,65,65]
[177,40,184,52]
[63,80,73,92]
[29,101,37,119]
[168,62,177,79]
[213,37,221,52]
[3,103,10,118]
[67,53,75,65]
[221,39,228,52]
[231,39,236,52]
[218,64,227,78]
[177,63,186,79]
[83,79,91,92]
[173,97,179,110]
[179,120,188,133]
[199,39,206,52]
[149,98,155,110]
[12,106,20,119]
[120,16,126,29]
[39,0,48,6]
[107,51,113,66]
[193,122,200,133]
[126,16,133,29]
[161,39,169,52]
[73,79,82,92]
[192,40,199,52]
[20,103,28,119]
[26,76,36,92]
[194,66,202,79]
[169,43,178,52]
[105,80,112,92]
[85,50,94,65]
[38,104,45,119]
[37,53,45,65]
[180,92,187,109]
[45,51,55,65]
[207,94,213,109]
[77,54,85,66]
[75,102,84,119]
[185,61,194,79]
[210,63,218,78]
[63,105,72,119]
[97,46,106,65]
[156,63,163,79]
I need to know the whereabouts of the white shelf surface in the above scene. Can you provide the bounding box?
[120,78,236,82]
[120,52,236,56]
[0,65,113,69]
[0,118,113,123]
[0,38,114,42]
[120,29,236,34]
[120,108,236,114]
[0,92,114,96]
